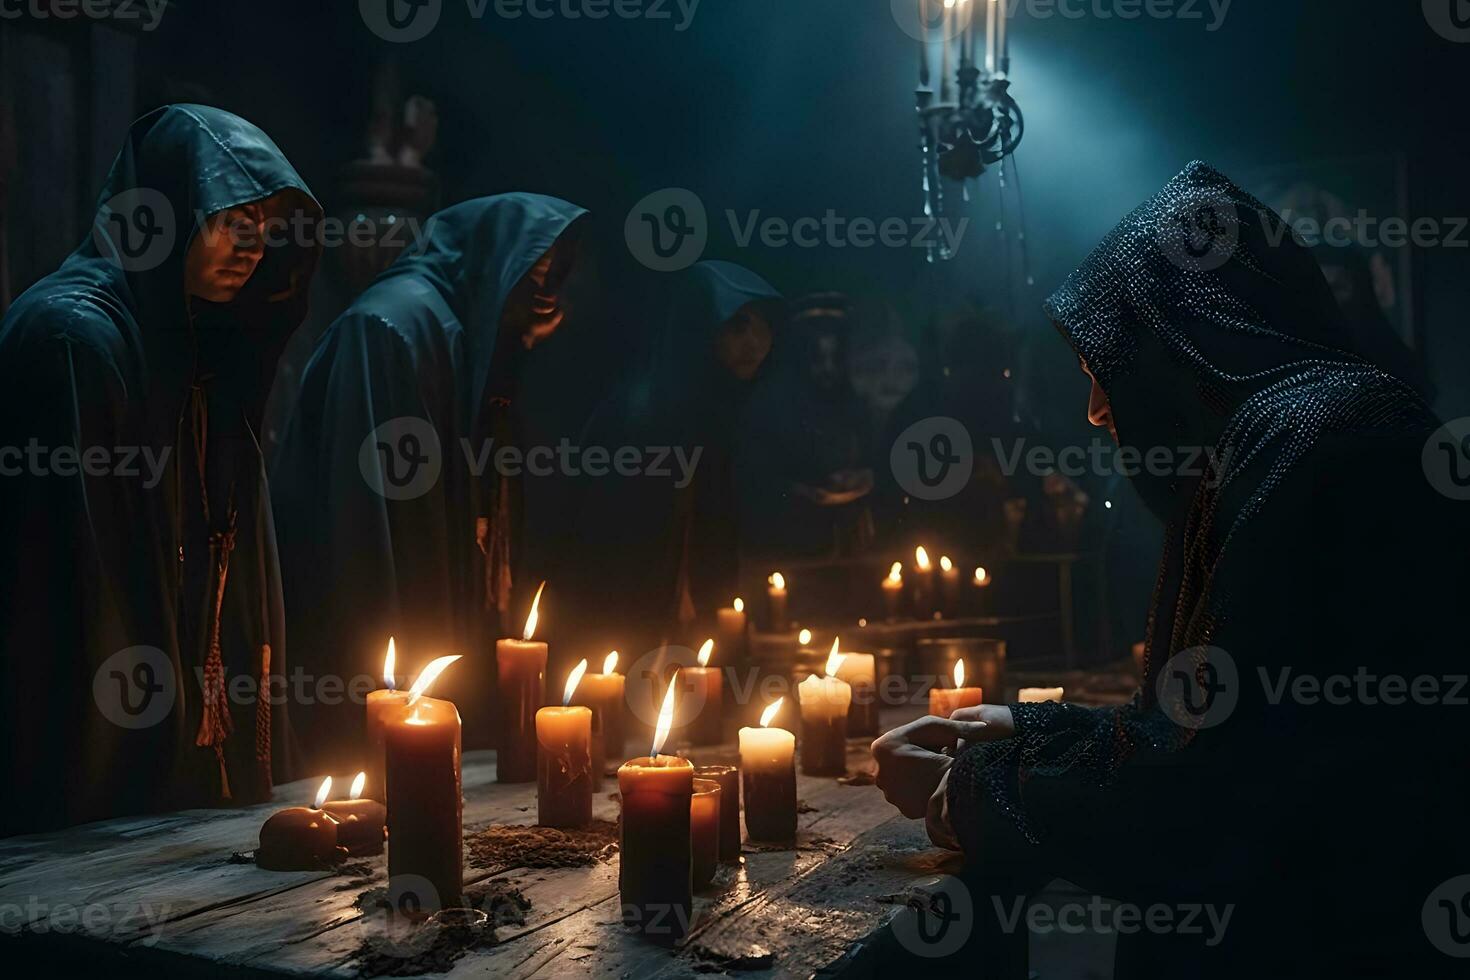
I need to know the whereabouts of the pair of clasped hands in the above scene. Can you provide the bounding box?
[870,705,1015,852]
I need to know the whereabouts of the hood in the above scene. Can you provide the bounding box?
[374,192,588,420]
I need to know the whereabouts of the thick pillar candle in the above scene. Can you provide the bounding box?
[912,547,936,617]
[365,638,408,802]
[881,561,904,621]
[690,778,721,890]
[797,641,852,776]
[324,771,386,856]
[695,764,740,861]
[678,638,723,745]
[573,651,625,788]
[938,555,961,615]
[537,659,593,828]
[766,572,788,632]
[385,695,463,912]
[258,776,338,870]
[497,583,548,783]
[930,659,985,718]
[833,651,878,736]
[619,678,692,941]
[739,698,797,842]
[716,598,747,662]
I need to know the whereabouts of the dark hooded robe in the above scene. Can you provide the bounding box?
[946,163,1469,977]
[569,261,781,650]
[271,194,585,766]
[0,105,321,834]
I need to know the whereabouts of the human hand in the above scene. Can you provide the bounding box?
[871,715,990,820]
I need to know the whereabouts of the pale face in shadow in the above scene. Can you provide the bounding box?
[185,202,267,303]
[715,303,774,381]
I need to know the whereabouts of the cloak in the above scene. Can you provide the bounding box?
[271,194,586,765]
[0,105,321,833]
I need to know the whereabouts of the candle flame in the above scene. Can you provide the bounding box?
[974,566,989,584]
[384,637,396,690]
[760,697,783,728]
[522,581,546,641]
[697,638,714,668]
[733,596,744,613]
[798,628,812,646]
[954,659,966,689]
[915,546,931,571]
[768,571,785,591]
[651,672,678,757]
[407,654,461,705]
[563,658,588,705]
[887,561,903,583]
[940,555,953,572]
[313,776,332,810]
[349,771,366,800]
[603,650,619,675]
[825,637,846,677]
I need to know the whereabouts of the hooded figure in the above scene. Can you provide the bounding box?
[570,261,781,649]
[941,163,1468,976]
[0,105,321,834]
[271,194,585,767]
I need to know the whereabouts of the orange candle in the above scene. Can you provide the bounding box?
[258,776,339,870]
[572,650,625,787]
[929,659,985,718]
[365,638,410,802]
[497,583,548,783]
[678,638,723,745]
[797,640,852,776]
[323,770,386,856]
[618,677,693,942]
[690,778,721,890]
[766,572,788,632]
[739,698,796,842]
[536,660,593,829]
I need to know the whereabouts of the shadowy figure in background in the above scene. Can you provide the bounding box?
[739,292,875,562]
[0,106,322,833]
[271,194,585,766]
[872,162,1468,978]
[571,261,782,652]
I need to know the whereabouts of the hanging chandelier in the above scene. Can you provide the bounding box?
[914,0,1024,261]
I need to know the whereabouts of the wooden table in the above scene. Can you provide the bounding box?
[0,708,976,979]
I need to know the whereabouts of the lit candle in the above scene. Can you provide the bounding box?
[384,656,463,913]
[618,677,694,942]
[797,640,852,777]
[365,638,409,803]
[694,764,740,862]
[766,572,788,632]
[1018,687,1065,703]
[833,648,878,736]
[258,776,339,870]
[930,659,985,718]
[497,582,548,783]
[881,561,904,621]
[939,555,961,615]
[973,565,994,614]
[323,771,386,856]
[690,778,721,890]
[913,546,936,617]
[739,698,797,842]
[536,660,593,829]
[716,597,747,662]
[678,638,723,745]
[572,650,625,787]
